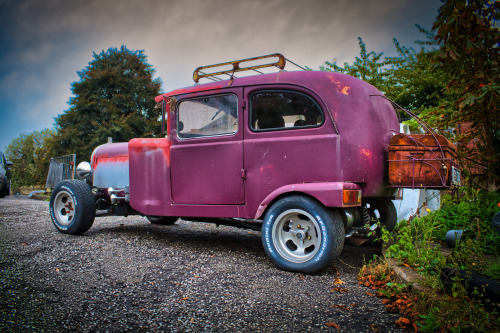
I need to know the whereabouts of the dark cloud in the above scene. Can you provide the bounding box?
[0,0,441,150]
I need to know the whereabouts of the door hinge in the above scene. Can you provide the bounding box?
[241,169,246,179]
[242,100,246,110]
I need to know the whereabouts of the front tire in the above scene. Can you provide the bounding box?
[262,195,345,273]
[50,180,95,234]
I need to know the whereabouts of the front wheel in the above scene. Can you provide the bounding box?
[262,195,345,273]
[50,180,95,234]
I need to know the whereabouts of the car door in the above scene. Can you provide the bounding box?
[170,89,244,205]
[243,86,341,210]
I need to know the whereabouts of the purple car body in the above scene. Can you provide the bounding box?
[51,69,400,273]
[95,71,398,215]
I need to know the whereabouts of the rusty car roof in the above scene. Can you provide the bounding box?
[155,70,380,103]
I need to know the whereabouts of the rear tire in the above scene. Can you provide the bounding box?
[147,216,178,225]
[50,180,95,234]
[0,181,7,198]
[262,195,345,273]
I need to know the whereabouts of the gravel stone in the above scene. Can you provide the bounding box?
[0,196,406,332]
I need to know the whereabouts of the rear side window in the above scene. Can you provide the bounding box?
[250,91,324,131]
[177,94,238,139]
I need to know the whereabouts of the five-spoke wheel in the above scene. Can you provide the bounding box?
[272,209,321,263]
[262,195,344,273]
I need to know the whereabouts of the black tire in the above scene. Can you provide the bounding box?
[147,216,178,225]
[367,200,397,232]
[49,180,95,234]
[262,195,345,273]
[0,180,6,198]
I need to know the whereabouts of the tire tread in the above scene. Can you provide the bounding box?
[50,180,95,234]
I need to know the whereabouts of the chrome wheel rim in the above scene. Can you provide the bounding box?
[272,209,321,263]
[53,190,75,226]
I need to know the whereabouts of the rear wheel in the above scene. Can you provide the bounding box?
[147,216,178,225]
[50,180,95,234]
[262,195,345,273]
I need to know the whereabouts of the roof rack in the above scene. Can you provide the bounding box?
[193,53,306,83]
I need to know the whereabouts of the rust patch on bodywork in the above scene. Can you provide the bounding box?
[327,74,351,95]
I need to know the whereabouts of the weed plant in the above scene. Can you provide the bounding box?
[370,188,500,331]
[383,188,500,280]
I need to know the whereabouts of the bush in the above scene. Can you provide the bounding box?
[384,188,500,280]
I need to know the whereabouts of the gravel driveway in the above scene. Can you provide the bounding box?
[0,196,404,332]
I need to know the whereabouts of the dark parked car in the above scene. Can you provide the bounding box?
[0,151,12,198]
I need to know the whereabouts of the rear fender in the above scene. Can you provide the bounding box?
[254,182,362,219]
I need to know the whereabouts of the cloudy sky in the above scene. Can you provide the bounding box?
[0,0,442,151]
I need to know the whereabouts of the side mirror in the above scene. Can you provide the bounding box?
[6,160,13,168]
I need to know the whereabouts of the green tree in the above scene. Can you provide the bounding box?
[432,0,500,191]
[52,46,162,161]
[385,26,450,113]
[320,37,391,94]
[5,129,55,189]
[318,34,450,117]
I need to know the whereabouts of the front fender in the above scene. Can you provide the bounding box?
[254,182,362,219]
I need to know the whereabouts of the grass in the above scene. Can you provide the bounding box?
[360,188,500,332]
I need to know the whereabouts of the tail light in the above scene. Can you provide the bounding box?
[343,189,362,206]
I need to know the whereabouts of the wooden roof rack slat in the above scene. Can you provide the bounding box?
[193,53,287,83]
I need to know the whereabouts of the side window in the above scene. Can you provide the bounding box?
[177,94,238,139]
[250,91,324,131]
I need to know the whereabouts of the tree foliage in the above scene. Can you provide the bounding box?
[52,46,162,161]
[5,129,55,189]
[386,26,450,113]
[319,33,450,116]
[318,0,499,191]
[320,37,390,92]
[432,0,500,191]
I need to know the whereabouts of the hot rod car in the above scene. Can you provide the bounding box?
[49,54,458,273]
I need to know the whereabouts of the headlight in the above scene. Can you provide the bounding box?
[76,161,91,179]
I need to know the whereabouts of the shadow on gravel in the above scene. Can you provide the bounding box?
[87,220,381,272]
[90,222,265,256]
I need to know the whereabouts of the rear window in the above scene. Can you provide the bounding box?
[177,94,238,139]
[250,91,324,131]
